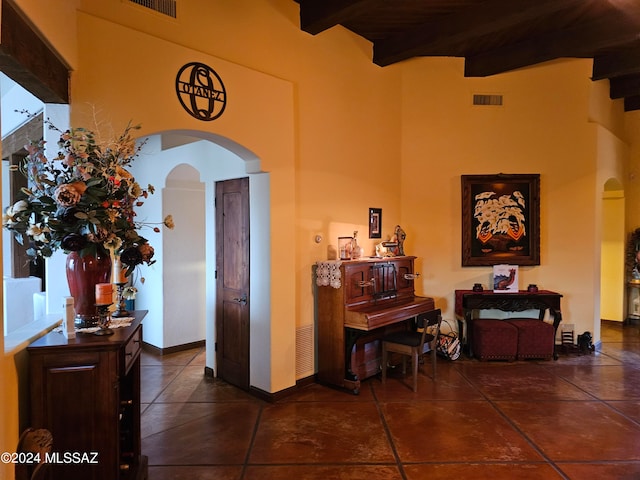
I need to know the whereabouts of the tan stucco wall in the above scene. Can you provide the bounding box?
[2,1,636,474]
[399,57,628,334]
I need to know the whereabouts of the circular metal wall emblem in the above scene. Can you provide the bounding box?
[175,62,227,121]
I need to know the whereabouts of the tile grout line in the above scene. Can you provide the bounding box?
[142,327,640,476]
[455,366,571,480]
[140,349,203,435]
[369,381,409,480]
[239,402,265,480]
[545,351,640,429]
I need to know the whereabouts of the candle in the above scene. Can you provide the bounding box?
[113,258,127,284]
[95,283,113,305]
[62,296,75,339]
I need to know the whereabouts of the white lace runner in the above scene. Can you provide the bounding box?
[55,317,135,334]
[316,261,343,288]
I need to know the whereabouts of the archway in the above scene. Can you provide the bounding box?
[129,131,271,387]
[600,177,625,323]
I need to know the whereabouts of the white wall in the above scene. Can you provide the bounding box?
[41,105,70,316]
[163,164,206,347]
[0,73,42,137]
[1,74,42,280]
[248,173,271,388]
[3,277,40,334]
[1,84,69,323]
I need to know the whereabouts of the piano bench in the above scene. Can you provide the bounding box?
[506,319,555,360]
[472,319,518,361]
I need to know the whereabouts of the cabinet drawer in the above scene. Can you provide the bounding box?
[123,326,142,374]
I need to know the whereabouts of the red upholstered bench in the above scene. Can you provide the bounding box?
[471,320,518,361]
[506,319,555,360]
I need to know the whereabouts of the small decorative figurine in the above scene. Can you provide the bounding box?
[351,231,361,259]
[393,225,406,256]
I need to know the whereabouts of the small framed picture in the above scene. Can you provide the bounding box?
[369,208,382,239]
[493,264,519,293]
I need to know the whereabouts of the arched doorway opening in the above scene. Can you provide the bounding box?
[600,177,625,324]
[2,79,274,390]
[129,131,271,390]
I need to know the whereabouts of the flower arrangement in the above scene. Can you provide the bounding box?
[2,113,174,277]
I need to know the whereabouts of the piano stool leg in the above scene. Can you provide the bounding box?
[412,352,419,392]
[431,350,436,380]
[381,345,388,384]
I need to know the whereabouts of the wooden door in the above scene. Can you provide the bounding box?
[215,177,250,390]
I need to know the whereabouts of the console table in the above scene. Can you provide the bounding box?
[455,290,563,358]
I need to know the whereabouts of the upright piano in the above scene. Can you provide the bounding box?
[316,256,434,394]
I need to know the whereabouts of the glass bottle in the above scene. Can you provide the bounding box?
[351,231,361,260]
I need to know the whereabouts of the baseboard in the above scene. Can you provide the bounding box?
[141,339,205,356]
[140,346,317,402]
[296,374,316,389]
[248,375,317,402]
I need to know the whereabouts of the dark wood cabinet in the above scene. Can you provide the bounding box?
[27,311,148,480]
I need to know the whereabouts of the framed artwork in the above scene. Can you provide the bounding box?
[369,208,382,239]
[461,173,540,266]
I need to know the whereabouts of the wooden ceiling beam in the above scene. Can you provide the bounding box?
[296,0,377,36]
[373,0,588,67]
[592,46,640,80]
[624,95,640,112]
[464,6,640,77]
[0,0,69,103]
[610,74,640,99]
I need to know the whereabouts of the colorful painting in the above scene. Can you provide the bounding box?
[462,174,540,266]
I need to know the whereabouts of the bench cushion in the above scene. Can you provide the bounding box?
[506,318,555,360]
[472,319,518,361]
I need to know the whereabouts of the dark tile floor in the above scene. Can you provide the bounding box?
[141,321,640,479]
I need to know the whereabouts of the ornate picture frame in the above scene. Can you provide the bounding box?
[461,173,540,266]
[369,208,382,239]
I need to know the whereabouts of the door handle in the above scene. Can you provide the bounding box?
[233,294,247,306]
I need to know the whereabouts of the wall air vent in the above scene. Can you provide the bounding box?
[295,324,314,379]
[129,0,176,18]
[473,94,503,106]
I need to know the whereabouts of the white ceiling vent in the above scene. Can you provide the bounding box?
[129,0,176,18]
[473,94,503,106]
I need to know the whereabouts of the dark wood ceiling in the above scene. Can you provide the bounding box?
[296,0,640,112]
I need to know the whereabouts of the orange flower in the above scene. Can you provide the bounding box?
[53,181,88,207]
